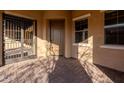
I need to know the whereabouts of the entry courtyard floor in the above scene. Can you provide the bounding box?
[0,56,124,83]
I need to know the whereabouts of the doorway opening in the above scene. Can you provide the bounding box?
[47,19,65,57]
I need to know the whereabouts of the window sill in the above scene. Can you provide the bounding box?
[100,45,124,50]
[73,43,90,47]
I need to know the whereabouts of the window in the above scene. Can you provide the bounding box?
[75,18,88,43]
[105,10,124,45]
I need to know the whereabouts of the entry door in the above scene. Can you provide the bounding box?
[49,20,64,56]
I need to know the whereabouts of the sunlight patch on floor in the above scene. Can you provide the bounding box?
[79,61,113,83]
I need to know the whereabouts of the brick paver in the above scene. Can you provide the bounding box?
[0,56,124,83]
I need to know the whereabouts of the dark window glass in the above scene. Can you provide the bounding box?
[84,31,88,40]
[118,27,124,44]
[105,27,118,44]
[118,10,124,24]
[105,10,124,45]
[75,19,88,31]
[75,21,80,31]
[75,32,82,43]
[83,31,88,43]
[105,27,124,45]
[105,10,117,26]
[75,18,88,43]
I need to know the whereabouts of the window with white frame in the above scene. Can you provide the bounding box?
[75,18,88,43]
[105,10,124,45]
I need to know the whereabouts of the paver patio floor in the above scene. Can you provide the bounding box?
[0,56,124,83]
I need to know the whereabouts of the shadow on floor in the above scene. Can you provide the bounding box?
[48,57,124,83]
[0,56,124,83]
[48,57,92,83]
[94,64,124,83]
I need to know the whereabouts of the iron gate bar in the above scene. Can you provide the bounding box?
[3,14,36,64]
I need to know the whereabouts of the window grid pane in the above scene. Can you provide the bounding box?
[75,18,88,43]
[105,10,124,45]
[75,32,82,43]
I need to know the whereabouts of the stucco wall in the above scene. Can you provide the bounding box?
[1,10,124,72]
[72,11,94,63]
[2,10,72,58]
[3,10,44,57]
[72,10,124,72]
[42,10,72,58]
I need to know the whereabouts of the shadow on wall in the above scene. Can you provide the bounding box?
[45,37,92,82]
[72,43,113,82]
[44,32,124,83]
[71,36,124,83]
[1,11,124,83]
[44,40,122,83]
[45,55,124,83]
[78,46,92,62]
[73,37,93,64]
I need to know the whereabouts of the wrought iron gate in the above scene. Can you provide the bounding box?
[3,14,36,64]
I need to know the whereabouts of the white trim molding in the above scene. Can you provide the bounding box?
[72,13,91,21]
[100,45,124,50]
[73,43,90,47]
[104,23,124,29]
[4,11,35,20]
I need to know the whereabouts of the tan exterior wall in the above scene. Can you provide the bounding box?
[72,10,124,72]
[42,10,72,58]
[2,10,72,58]
[3,10,44,57]
[72,11,94,63]
[1,10,124,72]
